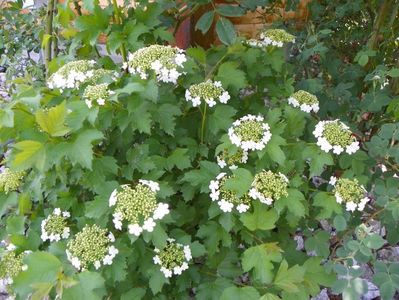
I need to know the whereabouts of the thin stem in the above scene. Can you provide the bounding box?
[200,102,207,144]
[44,0,55,78]
[112,0,127,63]
[205,52,228,80]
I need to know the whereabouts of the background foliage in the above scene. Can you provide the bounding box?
[0,0,399,299]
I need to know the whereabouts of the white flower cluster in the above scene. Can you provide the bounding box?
[124,45,186,84]
[47,60,96,91]
[185,80,230,107]
[313,120,360,155]
[209,173,251,213]
[217,149,248,170]
[66,224,118,271]
[228,114,272,151]
[246,28,295,48]
[109,180,169,236]
[288,90,319,113]
[83,83,115,108]
[0,243,28,291]
[249,170,289,205]
[41,208,70,242]
[153,239,192,278]
[329,176,370,212]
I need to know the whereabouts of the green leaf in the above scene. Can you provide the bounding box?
[240,202,279,231]
[358,54,369,67]
[259,293,281,300]
[333,215,347,232]
[149,269,168,295]
[274,188,305,218]
[197,278,231,300]
[63,271,106,300]
[82,0,99,13]
[166,148,191,170]
[217,5,245,17]
[35,101,71,137]
[364,234,385,249]
[13,252,63,299]
[195,11,215,34]
[66,129,103,169]
[181,161,220,193]
[216,61,247,90]
[224,168,253,197]
[6,215,25,234]
[208,105,237,135]
[304,231,330,258]
[313,192,342,219]
[242,243,283,283]
[273,260,305,293]
[302,257,336,295]
[216,17,237,45]
[387,68,399,77]
[11,140,45,170]
[220,286,261,300]
[302,145,334,177]
[121,288,146,300]
[156,103,181,135]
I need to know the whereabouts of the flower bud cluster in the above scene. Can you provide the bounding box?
[209,173,252,213]
[249,170,289,205]
[217,148,248,170]
[313,120,359,155]
[47,60,96,90]
[66,224,118,271]
[228,114,272,151]
[0,168,24,194]
[0,244,28,292]
[288,90,319,113]
[329,176,370,212]
[83,83,115,108]
[41,208,70,242]
[109,180,169,236]
[246,28,295,48]
[153,239,192,278]
[185,80,230,107]
[124,45,186,84]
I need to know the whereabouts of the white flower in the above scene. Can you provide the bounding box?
[71,257,81,270]
[108,232,115,242]
[153,255,161,264]
[329,176,337,186]
[160,267,173,278]
[217,156,227,168]
[346,141,360,154]
[237,204,250,213]
[333,145,344,155]
[139,179,160,192]
[109,189,118,207]
[54,208,61,215]
[218,199,234,212]
[128,224,143,236]
[153,203,169,220]
[345,201,357,212]
[143,218,156,232]
[183,245,192,261]
[94,261,101,269]
[209,180,219,191]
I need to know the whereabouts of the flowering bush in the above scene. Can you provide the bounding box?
[0,0,398,299]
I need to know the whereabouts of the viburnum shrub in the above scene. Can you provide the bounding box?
[0,1,398,299]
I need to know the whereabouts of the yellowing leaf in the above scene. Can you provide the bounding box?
[12,140,45,170]
[35,102,70,137]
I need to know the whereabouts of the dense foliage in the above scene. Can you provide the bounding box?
[0,0,398,299]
